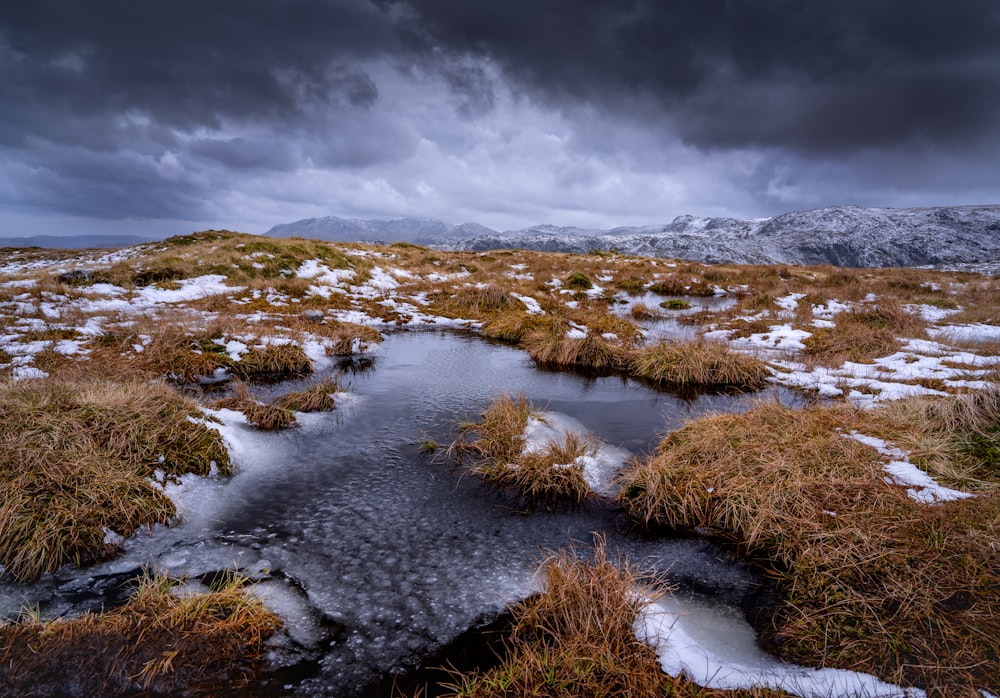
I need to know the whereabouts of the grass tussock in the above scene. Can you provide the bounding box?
[213,383,297,431]
[0,378,230,581]
[803,300,927,365]
[448,284,519,317]
[453,394,593,508]
[524,332,623,372]
[629,302,660,320]
[649,275,715,297]
[442,541,666,697]
[629,341,772,392]
[441,541,785,698]
[0,572,280,696]
[481,311,564,344]
[231,344,313,381]
[273,378,342,412]
[617,399,1000,693]
[474,432,594,508]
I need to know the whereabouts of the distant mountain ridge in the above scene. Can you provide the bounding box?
[273,204,1000,268]
[0,234,162,249]
[265,216,495,244]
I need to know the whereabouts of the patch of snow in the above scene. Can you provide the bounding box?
[637,592,925,697]
[930,323,1000,344]
[775,292,806,313]
[844,431,974,503]
[514,294,544,315]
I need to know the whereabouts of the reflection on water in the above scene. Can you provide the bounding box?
[0,330,795,696]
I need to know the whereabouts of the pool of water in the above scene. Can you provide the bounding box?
[0,330,797,695]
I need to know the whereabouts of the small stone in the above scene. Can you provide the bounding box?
[57,269,93,285]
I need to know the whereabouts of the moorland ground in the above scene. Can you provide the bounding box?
[1,231,998,695]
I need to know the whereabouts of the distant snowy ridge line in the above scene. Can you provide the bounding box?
[266,204,1000,269]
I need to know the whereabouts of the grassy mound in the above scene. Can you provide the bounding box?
[442,541,787,697]
[453,394,593,508]
[0,378,231,581]
[0,573,280,695]
[617,398,1000,693]
[273,378,342,412]
[803,300,927,364]
[628,340,771,392]
[524,332,623,372]
[213,383,297,431]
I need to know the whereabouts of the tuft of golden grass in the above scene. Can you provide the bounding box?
[474,432,594,509]
[440,540,790,698]
[482,311,564,344]
[617,398,1000,693]
[446,284,519,318]
[524,332,623,372]
[213,382,297,431]
[0,571,280,695]
[803,299,928,365]
[629,302,660,320]
[452,394,594,508]
[231,344,313,381]
[0,378,231,581]
[649,275,715,297]
[273,378,342,412]
[628,340,772,392]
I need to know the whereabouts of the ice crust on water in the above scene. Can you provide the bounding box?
[636,592,925,697]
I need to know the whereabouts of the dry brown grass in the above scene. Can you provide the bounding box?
[617,399,1000,693]
[628,340,772,392]
[230,343,313,381]
[440,540,789,698]
[273,378,342,412]
[524,332,624,372]
[0,572,280,696]
[213,382,297,431]
[452,394,594,508]
[0,378,230,581]
[802,299,927,364]
[481,311,564,344]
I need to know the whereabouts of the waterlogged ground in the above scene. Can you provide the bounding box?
[0,330,790,695]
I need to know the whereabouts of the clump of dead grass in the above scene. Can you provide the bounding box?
[617,399,1000,693]
[482,311,564,344]
[629,302,660,320]
[0,571,280,695]
[213,383,297,431]
[441,540,785,697]
[524,332,623,372]
[273,378,342,412]
[452,394,594,508]
[447,284,519,317]
[649,275,714,297]
[231,344,312,381]
[0,378,230,581]
[803,299,927,365]
[628,340,771,392]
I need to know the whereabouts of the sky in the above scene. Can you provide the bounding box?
[1,0,999,237]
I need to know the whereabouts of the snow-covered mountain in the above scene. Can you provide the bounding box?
[268,205,1000,268]
[265,216,495,244]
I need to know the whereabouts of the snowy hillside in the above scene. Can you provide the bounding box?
[269,205,1000,268]
[448,205,1000,267]
[266,216,495,244]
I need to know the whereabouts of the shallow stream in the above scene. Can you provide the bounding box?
[0,330,799,695]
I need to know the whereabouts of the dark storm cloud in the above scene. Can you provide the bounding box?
[0,0,395,134]
[0,0,997,231]
[399,0,1000,153]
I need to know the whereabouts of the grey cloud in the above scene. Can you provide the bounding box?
[399,0,1000,154]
